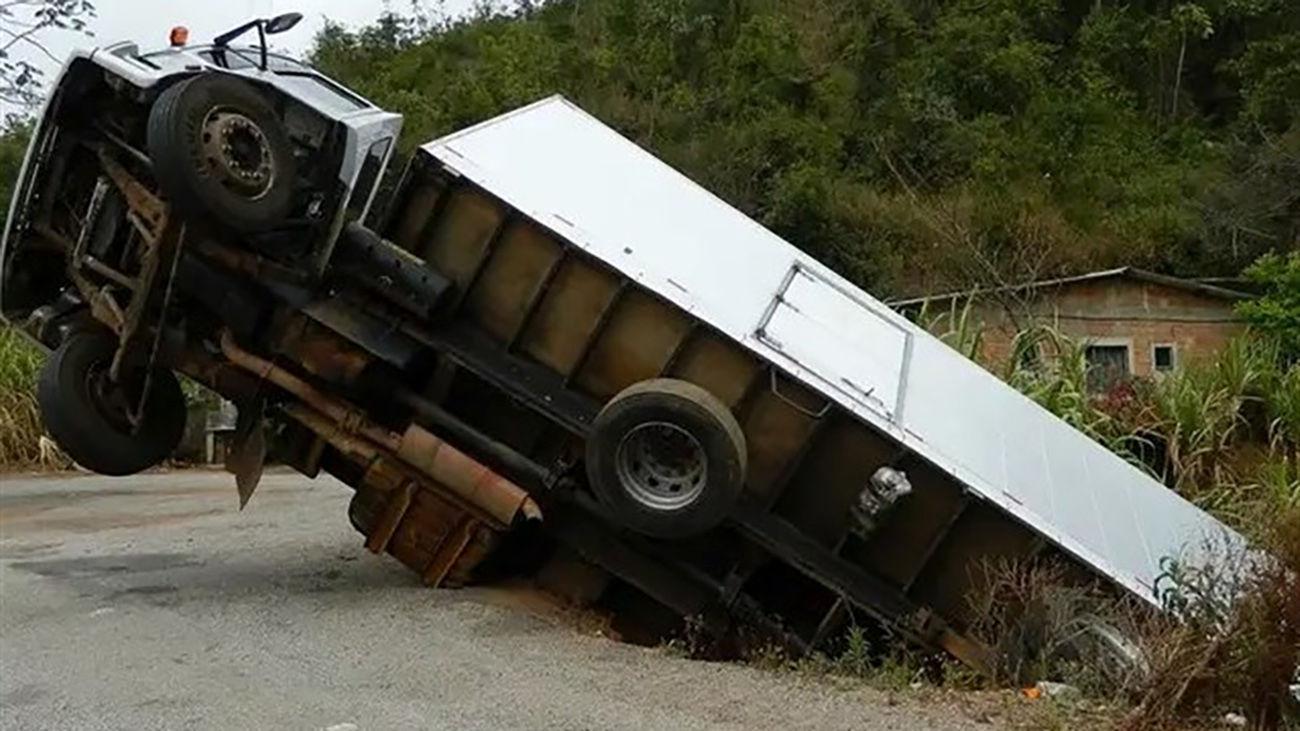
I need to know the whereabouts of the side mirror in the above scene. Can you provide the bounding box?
[264,12,303,35]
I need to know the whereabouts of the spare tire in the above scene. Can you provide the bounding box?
[585,378,747,539]
[147,74,295,233]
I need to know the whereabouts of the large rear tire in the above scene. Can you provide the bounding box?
[37,330,186,476]
[147,74,295,233]
[585,379,747,539]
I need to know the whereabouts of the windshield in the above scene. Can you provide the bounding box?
[142,45,309,72]
[194,47,310,73]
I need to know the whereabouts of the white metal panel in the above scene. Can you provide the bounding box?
[420,96,1243,605]
[758,266,910,420]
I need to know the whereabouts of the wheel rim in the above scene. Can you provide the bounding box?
[199,107,275,199]
[84,360,138,432]
[615,421,708,511]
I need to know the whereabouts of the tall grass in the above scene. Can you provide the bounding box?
[1150,364,1246,492]
[0,327,53,468]
[914,296,984,361]
[1126,508,1300,729]
[1267,364,1300,462]
[1144,337,1300,518]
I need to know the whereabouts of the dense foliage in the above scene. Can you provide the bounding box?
[0,118,31,220]
[1238,251,1300,363]
[307,0,1299,297]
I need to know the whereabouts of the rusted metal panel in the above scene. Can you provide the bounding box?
[737,375,823,507]
[344,459,496,588]
[365,481,415,554]
[422,188,503,290]
[519,258,621,376]
[464,223,563,341]
[572,288,693,400]
[666,332,761,411]
[422,516,479,586]
[272,315,372,386]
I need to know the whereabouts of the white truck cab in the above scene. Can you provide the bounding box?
[2,12,402,326]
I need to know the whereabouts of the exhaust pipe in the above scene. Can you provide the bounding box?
[219,331,540,527]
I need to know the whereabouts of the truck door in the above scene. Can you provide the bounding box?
[756,264,912,422]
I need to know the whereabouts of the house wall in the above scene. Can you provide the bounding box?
[963,278,1246,377]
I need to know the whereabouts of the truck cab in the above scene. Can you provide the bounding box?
[0,13,402,476]
[2,13,401,338]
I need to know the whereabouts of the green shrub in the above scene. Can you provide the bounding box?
[1238,252,1300,365]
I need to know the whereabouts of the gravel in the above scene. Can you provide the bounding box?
[0,470,994,730]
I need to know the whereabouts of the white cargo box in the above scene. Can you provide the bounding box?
[421,95,1240,606]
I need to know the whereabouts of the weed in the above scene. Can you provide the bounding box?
[0,326,61,469]
[660,614,711,660]
[1266,365,1300,461]
[1129,508,1300,729]
[916,296,984,361]
[967,557,1126,688]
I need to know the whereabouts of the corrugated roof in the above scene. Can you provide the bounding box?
[889,267,1255,307]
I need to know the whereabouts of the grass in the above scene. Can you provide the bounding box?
[0,326,62,470]
[1267,365,1300,461]
[915,296,984,361]
[1126,507,1300,729]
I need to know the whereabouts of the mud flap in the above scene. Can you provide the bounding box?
[225,399,266,509]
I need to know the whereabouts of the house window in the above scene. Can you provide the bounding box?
[1153,344,1176,372]
[1085,344,1131,390]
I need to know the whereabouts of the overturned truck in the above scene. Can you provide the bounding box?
[2,16,1239,673]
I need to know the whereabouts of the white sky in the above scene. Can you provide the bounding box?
[4,0,478,115]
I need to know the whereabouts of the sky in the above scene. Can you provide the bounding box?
[4,0,477,115]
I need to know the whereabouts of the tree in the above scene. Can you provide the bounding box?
[304,1,1298,295]
[1,0,95,106]
[1238,251,1300,363]
[0,117,31,233]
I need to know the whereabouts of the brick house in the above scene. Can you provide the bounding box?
[890,268,1253,388]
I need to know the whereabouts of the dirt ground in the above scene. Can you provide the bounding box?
[0,469,1056,730]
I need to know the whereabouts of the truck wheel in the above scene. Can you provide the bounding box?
[586,379,747,539]
[37,330,186,476]
[147,74,295,233]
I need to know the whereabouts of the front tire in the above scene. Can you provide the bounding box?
[37,331,186,476]
[147,74,296,233]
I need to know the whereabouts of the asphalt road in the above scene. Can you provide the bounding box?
[0,470,998,730]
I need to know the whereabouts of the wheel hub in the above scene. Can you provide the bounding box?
[615,422,707,511]
[85,360,138,431]
[200,109,274,198]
